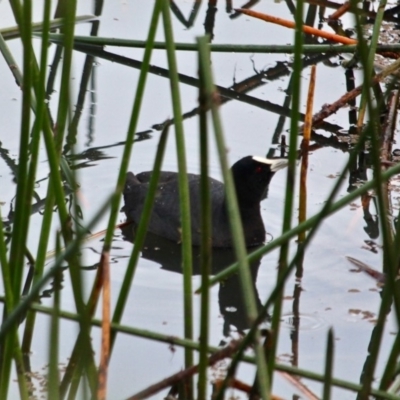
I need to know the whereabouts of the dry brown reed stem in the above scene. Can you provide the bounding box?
[235,8,357,45]
[97,250,111,400]
[381,90,399,162]
[59,221,126,394]
[127,340,242,400]
[299,66,316,242]
[329,1,350,20]
[307,57,400,130]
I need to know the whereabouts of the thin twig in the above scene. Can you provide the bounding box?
[97,250,111,400]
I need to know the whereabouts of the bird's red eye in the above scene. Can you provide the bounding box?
[255,166,262,173]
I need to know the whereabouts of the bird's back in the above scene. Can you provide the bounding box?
[123,170,266,247]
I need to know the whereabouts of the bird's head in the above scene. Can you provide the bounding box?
[230,156,288,206]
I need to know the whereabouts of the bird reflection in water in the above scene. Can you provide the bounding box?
[120,222,266,337]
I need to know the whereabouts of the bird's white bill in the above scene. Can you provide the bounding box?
[252,156,289,172]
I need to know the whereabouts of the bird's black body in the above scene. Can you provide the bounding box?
[123,156,287,248]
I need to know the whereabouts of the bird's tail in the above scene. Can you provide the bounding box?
[124,172,140,194]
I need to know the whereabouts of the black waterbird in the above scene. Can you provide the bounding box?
[123,155,288,248]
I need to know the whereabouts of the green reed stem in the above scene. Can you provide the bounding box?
[390,172,400,326]
[13,299,212,352]
[21,191,54,353]
[48,233,61,400]
[54,3,98,390]
[111,123,169,348]
[101,0,160,250]
[21,0,52,357]
[161,2,194,396]
[379,331,400,391]
[379,212,400,390]
[109,0,162,344]
[197,35,270,400]
[357,286,393,400]
[322,328,334,400]
[268,0,303,383]
[66,349,97,400]
[43,34,400,53]
[0,33,24,92]
[0,1,33,397]
[54,0,77,153]
[351,2,400,398]
[9,0,32,309]
[13,338,28,400]
[197,36,212,400]
[0,211,16,399]
[0,214,12,312]
[1,15,95,40]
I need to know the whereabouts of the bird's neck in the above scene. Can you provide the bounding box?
[239,201,261,217]
[220,198,265,246]
[236,191,263,208]
[222,197,262,219]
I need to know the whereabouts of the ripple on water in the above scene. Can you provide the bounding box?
[281,313,327,331]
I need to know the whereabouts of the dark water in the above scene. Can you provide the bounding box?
[0,1,398,399]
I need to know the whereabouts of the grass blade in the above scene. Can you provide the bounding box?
[322,328,334,400]
[197,34,270,400]
[161,2,194,397]
[197,35,212,400]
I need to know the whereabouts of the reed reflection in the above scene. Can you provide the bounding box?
[121,222,265,336]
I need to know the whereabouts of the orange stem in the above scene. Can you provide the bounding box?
[298,65,316,242]
[235,8,357,45]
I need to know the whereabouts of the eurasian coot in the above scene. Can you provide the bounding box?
[123,155,288,248]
